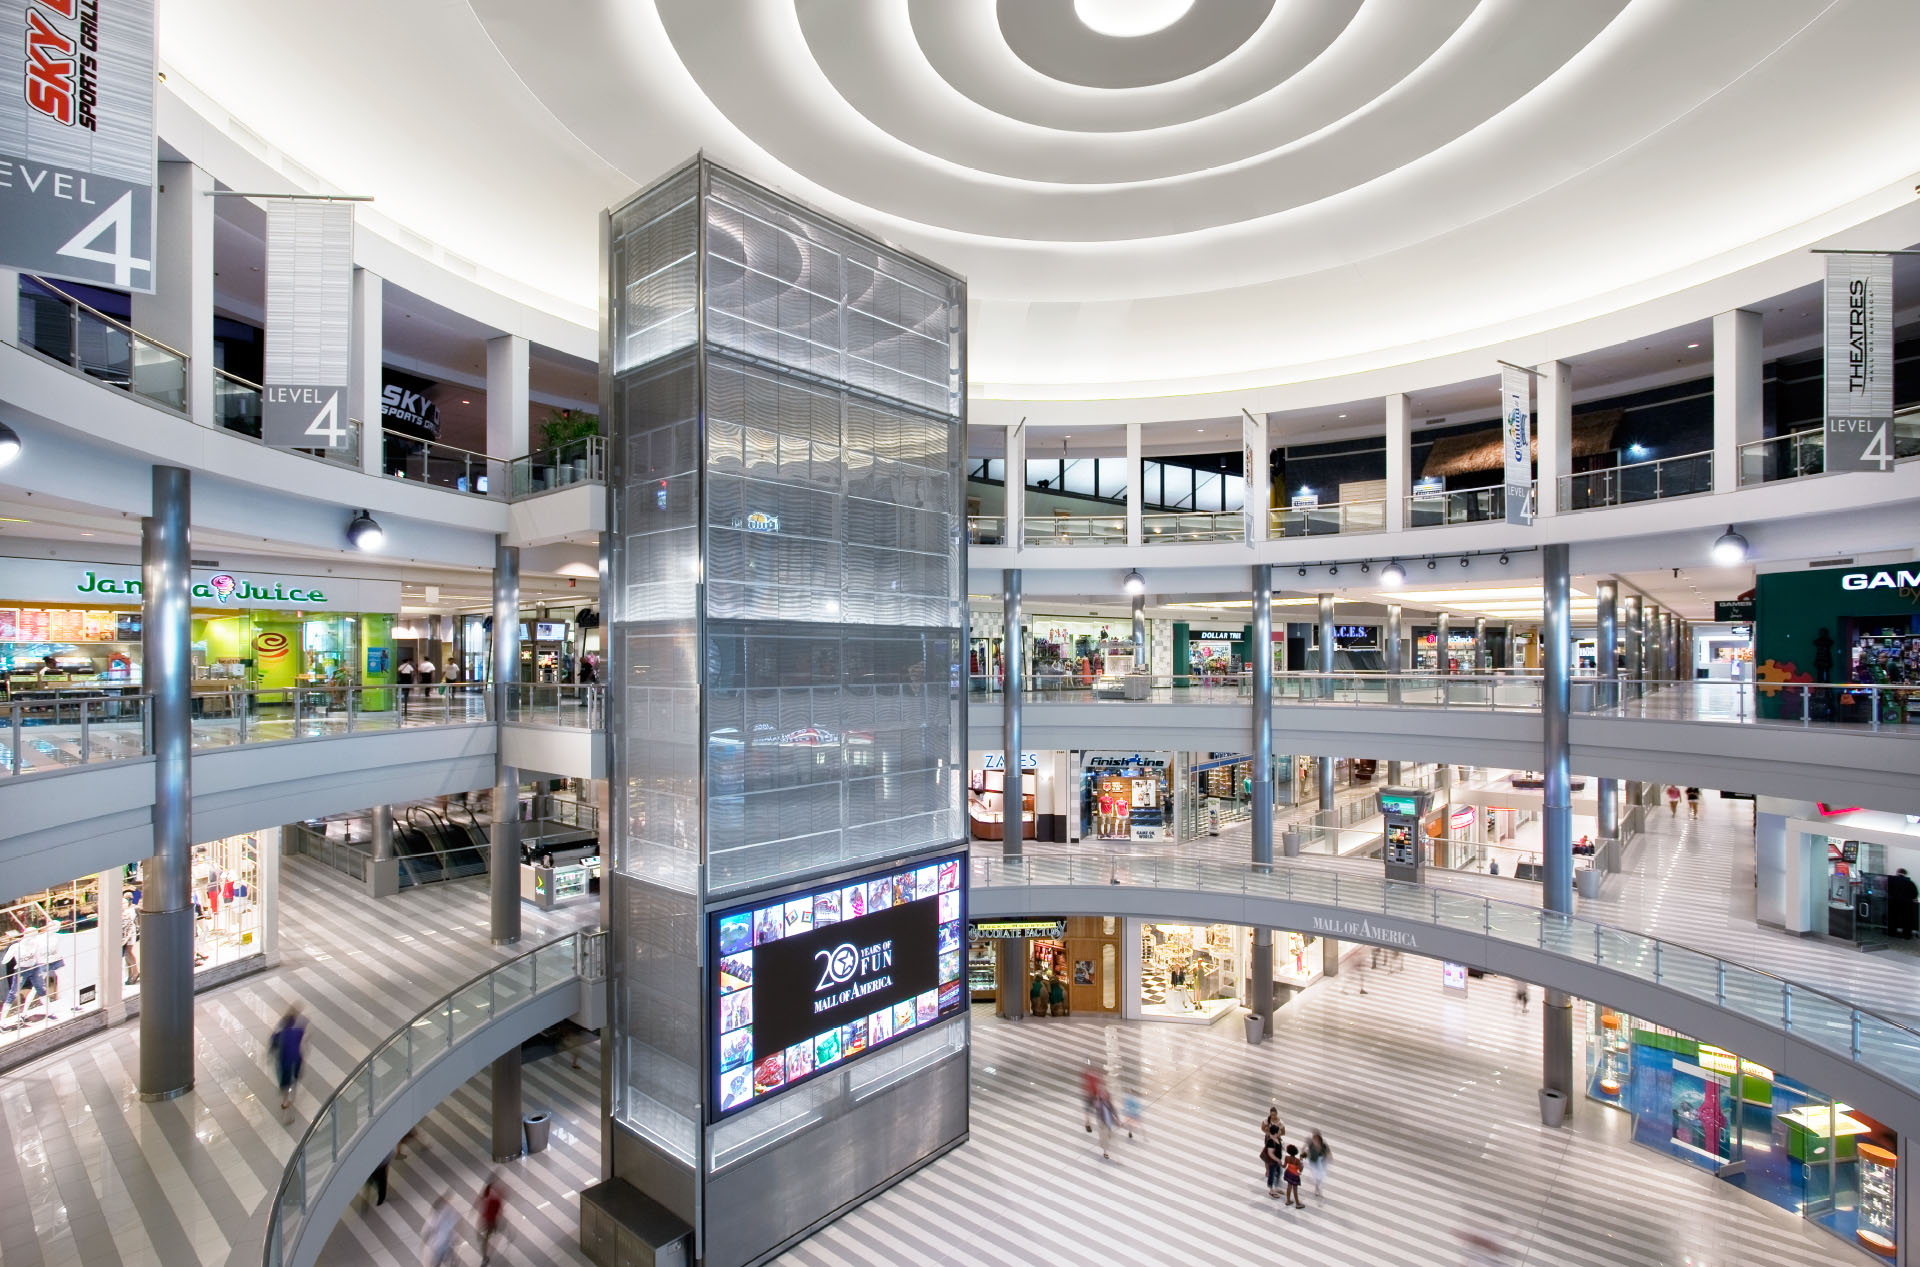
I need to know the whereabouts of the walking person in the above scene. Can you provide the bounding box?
[1306,1131,1330,1198]
[1122,1089,1145,1141]
[475,1172,507,1265]
[268,1007,307,1121]
[1665,784,1681,817]
[1081,1063,1106,1133]
[366,1147,394,1207]
[1685,786,1701,818]
[1260,1127,1284,1198]
[121,891,139,984]
[1282,1144,1306,1207]
[421,1195,459,1267]
[1513,981,1530,1014]
[1092,1089,1118,1159]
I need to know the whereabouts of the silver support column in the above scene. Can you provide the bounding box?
[491,1050,524,1161]
[1003,569,1024,862]
[1541,541,1574,1121]
[1436,612,1451,672]
[1130,591,1146,665]
[1317,591,1337,812]
[1250,564,1275,1037]
[1595,582,1619,841]
[1625,594,1645,699]
[491,538,522,946]
[368,804,398,898]
[1472,617,1487,673]
[995,938,1029,1021]
[139,466,194,1101]
[1386,604,1404,782]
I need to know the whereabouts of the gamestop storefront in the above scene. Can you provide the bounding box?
[1754,564,1919,724]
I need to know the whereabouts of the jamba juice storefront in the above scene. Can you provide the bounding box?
[1586,1004,1901,1258]
[0,558,401,709]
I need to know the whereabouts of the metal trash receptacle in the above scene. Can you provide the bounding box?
[1244,1011,1265,1045]
[1538,1089,1568,1127]
[523,1112,552,1154]
[1575,868,1603,900]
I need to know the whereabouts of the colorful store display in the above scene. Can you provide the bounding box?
[1139,922,1239,1020]
[1754,564,1920,724]
[1083,753,1171,842]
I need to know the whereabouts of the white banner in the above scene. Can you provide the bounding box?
[1824,254,1895,472]
[1241,410,1268,543]
[0,0,156,289]
[1501,363,1533,525]
[263,200,355,451]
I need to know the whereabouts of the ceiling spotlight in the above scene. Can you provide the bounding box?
[1122,569,1146,596]
[346,509,384,551]
[1298,566,1308,576]
[1711,525,1749,566]
[1382,561,1406,587]
[1460,557,1470,568]
[1498,553,1510,565]
[1427,559,1438,570]
[0,422,20,466]
[1328,565,1339,576]
[1359,562,1371,574]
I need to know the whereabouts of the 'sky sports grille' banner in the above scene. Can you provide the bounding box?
[0,0,155,289]
[1501,363,1533,525]
[263,201,354,451]
[1824,254,1894,472]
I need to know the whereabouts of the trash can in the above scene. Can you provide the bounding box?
[1243,1011,1265,1045]
[523,1112,552,1154]
[1538,1089,1568,1128]
[1282,828,1302,857]
[1575,868,1603,900]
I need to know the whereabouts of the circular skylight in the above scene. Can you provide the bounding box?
[1072,0,1197,39]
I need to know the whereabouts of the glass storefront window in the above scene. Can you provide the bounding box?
[1584,1004,1900,1259]
[1,878,104,1050]
[125,833,263,998]
[1140,922,1241,1019]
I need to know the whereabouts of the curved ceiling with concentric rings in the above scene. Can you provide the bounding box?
[156,0,1920,408]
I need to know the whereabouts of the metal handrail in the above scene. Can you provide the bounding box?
[24,275,193,361]
[970,852,1920,1087]
[262,929,603,1267]
[215,366,265,391]
[1557,448,1712,511]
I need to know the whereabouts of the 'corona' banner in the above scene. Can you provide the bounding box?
[1501,363,1533,525]
[263,200,355,451]
[1823,253,1894,472]
[0,0,156,290]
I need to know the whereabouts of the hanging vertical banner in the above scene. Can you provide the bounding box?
[1823,254,1894,472]
[1241,410,1268,544]
[262,200,354,450]
[1501,363,1533,525]
[0,0,156,290]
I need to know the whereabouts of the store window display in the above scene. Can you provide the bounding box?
[1083,753,1172,842]
[1139,923,1241,1022]
[124,833,264,997]
[0,878,103,1051]
[1584,1004,1899,1258]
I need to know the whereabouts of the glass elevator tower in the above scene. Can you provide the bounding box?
[595,157,967,1267]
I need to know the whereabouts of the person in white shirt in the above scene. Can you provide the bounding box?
[6,921,54,1020]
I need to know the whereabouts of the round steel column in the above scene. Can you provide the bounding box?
[139,466,194,1101]
[1003,569,1023,863]
[1250,565,1274,1036]
[1595,582,1619,840]
[491,537,522,946]
[1541,542,1574,1117]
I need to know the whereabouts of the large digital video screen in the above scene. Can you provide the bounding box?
[710,851,967,1119]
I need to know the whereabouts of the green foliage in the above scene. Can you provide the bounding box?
[539,409,600,451]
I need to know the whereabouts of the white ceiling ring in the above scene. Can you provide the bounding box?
[997,0,1273,88]
[1070,0,1199,40]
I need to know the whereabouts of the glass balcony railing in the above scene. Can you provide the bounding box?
[17,275,187,412]
[1269,498,1386,538]
[1559,450,1712,512]
[1144,509,1244,542]
[383,436,501,495]
[1737,410,1920,486]
[967,514,1006,545]
[507,434,603,497]
[1406,483,1529,527]
[1026,512,1127,546]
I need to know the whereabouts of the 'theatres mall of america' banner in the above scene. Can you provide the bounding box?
[1823,253,1895,473]
[0,0,155,290]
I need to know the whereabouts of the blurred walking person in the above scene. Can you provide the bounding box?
[421,1196,459,1267]
[1306,1131,1330,1199]
[476,1172,507,1265]
[268,1007,306,1121]
[1092,1088,1119,1159]
[1122,1089,1145,1140]
[1513,981,1530,1014]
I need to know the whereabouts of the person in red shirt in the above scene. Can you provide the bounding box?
[476,1173,506,1265]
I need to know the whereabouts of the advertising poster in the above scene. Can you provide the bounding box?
[1501,363,1533,525]
[711,852,966,1118]
[1823,253,1895,472]
[262,200,355,451]
[0,0,156,289]
[1241,410,1267,543]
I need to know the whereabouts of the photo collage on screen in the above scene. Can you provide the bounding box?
[715,855,966,1115]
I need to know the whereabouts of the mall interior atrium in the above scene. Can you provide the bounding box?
[1,2,1918,1266]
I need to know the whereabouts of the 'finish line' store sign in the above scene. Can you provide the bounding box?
[0,558,401,612]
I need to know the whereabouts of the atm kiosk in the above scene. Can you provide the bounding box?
[1379,787,1433,883]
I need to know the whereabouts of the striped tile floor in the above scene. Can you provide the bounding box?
[0,856,594,1267]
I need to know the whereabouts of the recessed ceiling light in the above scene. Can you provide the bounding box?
[1686,343,1700,349]
[461,399,471,405]
[1338,414,1347,419]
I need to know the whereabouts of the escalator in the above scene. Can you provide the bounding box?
[406,806,490,882]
